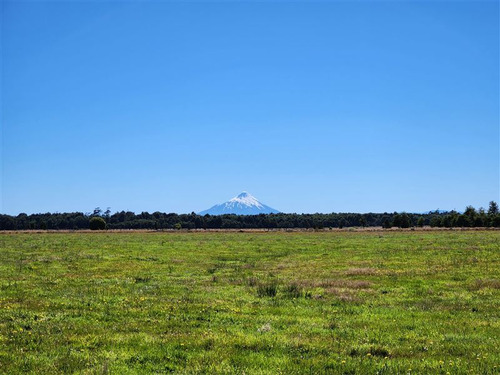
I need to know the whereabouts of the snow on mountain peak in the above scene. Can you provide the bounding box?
[199,192,280,215]
[229,192,262,208]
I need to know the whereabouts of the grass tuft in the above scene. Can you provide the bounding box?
[283,282,303,298]
[257,281,278,297]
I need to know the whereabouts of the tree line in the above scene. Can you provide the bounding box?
[0,202,499,230]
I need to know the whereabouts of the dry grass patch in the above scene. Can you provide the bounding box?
[321,279,373,289]
[345,267,378,276]
[296,279,373,289]
[326,288,363,303]
[470,279,500,290]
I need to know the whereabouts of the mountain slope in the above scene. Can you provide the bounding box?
[199,192,280,215]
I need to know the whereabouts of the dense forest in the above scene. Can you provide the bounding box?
[1,202,499,230]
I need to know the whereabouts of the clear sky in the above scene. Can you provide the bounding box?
[1,0,499,215]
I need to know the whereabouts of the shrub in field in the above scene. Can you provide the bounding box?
[89,217,106,230]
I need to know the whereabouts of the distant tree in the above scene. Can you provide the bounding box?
[464,205,476,215]
[174,223,182,230]
[89,217,106,230]
[464,206,477,224]
[476,207,488,227]
[338,219,345,229]
[0,215,16,230]
[399,213,411,228]
[359,216,367,227]
[456,214,471,227]
[104,207,111,219]
[430,216,442,228]
[393,213,402,228]
[491,214,500,227]
[439,211,457,228]
[473,215,484,227]
[382,218,392,229]
[93,207,103,217]
[488,201,499,216]
[417,217,425,227]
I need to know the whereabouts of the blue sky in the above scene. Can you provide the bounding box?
[1,1,499,214]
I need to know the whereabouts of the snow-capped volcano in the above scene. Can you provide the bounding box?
[199,192,280,215]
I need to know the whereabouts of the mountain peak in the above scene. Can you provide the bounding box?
[199,192,280,216]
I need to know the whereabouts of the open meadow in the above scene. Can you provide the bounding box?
[0,230,499,374]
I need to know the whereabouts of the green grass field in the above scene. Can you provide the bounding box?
[0,231,499,374]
